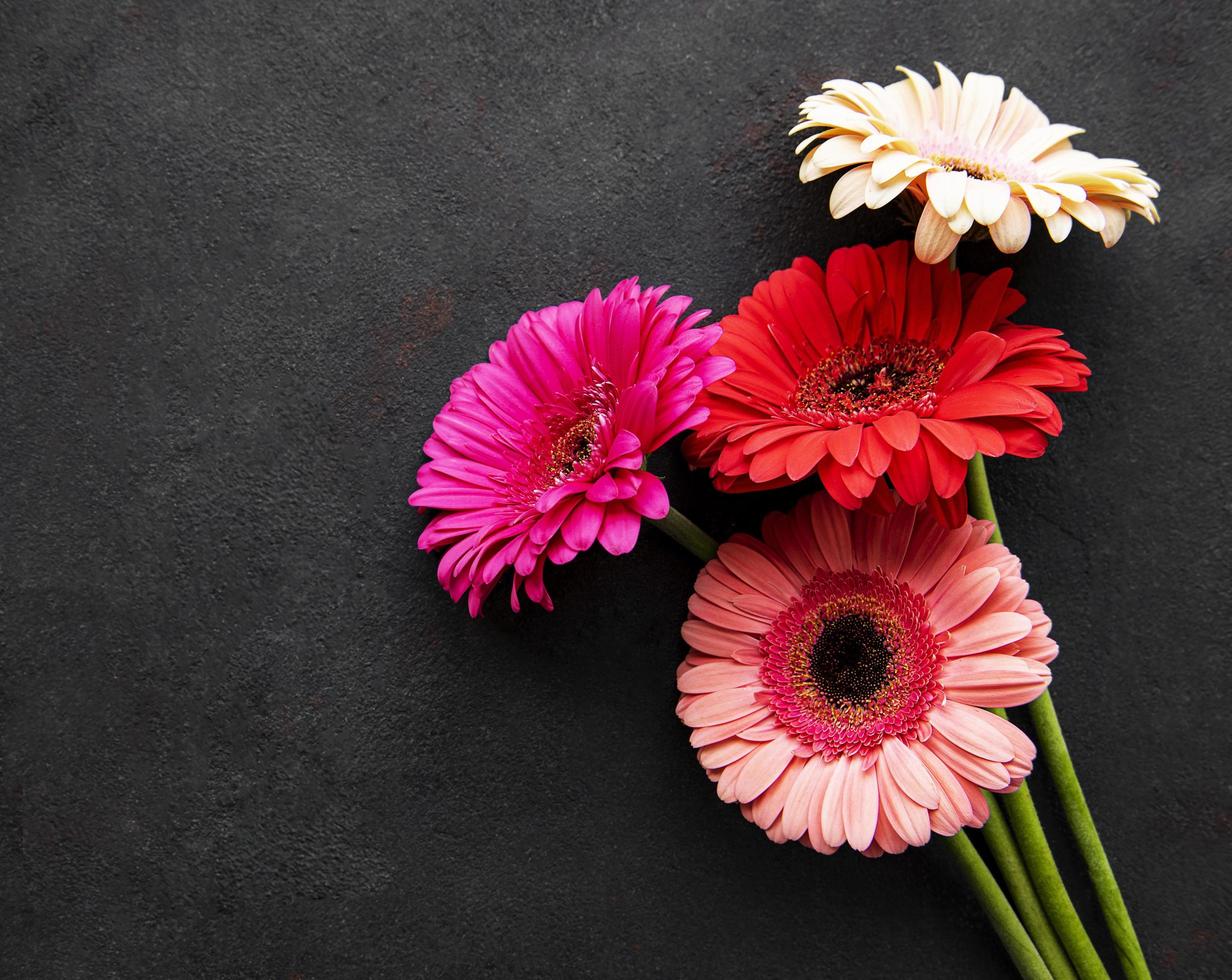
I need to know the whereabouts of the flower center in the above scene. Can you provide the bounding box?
[791,341,944,425]
[929,153,1008,182]
[915,129,1040,183]
[760,570,943,758]
[547,417,596,477]
[809,613,893,705]
[501,378,616,505]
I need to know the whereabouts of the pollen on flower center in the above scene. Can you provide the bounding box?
[929,153,1008,182]
[791,341,945,424]
[548,417,596,476]
[914,130,1040,184]
[503,378,618,505]
[506,412,599,504]
[760,569,944,758]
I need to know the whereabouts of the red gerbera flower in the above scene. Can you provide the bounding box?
[684,241,1089,525]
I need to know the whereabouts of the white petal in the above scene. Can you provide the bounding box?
[871,149,920,184]
[926,169,968,218]
[1038,181,1087,203]
[915,201,961,264]
[948,205,975,235]
[1063,198,1107,232]
[896,65,937,128]
[1043,209,1073,243]
[965,178,1012,225]
[1007,123,1086,161]
[1016,181,1061,218]
[830,164,872,218]
[865,173,913,210]
[861,133,908,153]
[799,135,871,183]
[987,87,1035,150]
[955,71,1005,146]
[988,196,1031,254]
[1097,204,1128,247]
[934,62,962,132]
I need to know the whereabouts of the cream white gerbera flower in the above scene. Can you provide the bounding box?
[793,63,1160,263]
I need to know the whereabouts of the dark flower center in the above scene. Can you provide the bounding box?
[791,340,945,424]
[831,363,917,400]
[809,613,893,705]
[549,417,595,477]
[760,570,944,757]
[503,376,619,506]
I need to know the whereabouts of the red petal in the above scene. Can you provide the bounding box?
[828,423,863,466]
[937,332,1008,392]
[887,444,930,504]
[921,431,969,498]
[958,267,1013,339]
[935,381,1040,420]
[873,411,921,450]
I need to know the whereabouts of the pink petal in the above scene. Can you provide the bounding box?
[781,754,826,841]
[560,499,604,551]
[928,567,1001,632]
[926,732,1012,791]
[945,611,1033,656]
[697,737,759,770]
[718,542,800,603]
[676,689,762,727]
[881,735,941,809]
[876,756,931,846]
[677,661,763,694]
[939,654,1051,707]
[680,620,758,659]
[736,736,797,806]
[597,505,640,556]
[820,754,852,849]
[930,702,1015,762]
[843,756,879,851]
[632,474,669,519]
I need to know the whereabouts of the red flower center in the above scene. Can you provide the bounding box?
[760,569,944,759]
[791,340,945,425]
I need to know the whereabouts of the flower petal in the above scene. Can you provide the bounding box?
[989,196,1031,254]
[914,201,961,264]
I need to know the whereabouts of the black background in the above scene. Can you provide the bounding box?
[4,2,1230,977]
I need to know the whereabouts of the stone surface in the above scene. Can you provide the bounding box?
[3,1,1230,977]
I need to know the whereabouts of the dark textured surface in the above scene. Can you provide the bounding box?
[3,1,1230,977]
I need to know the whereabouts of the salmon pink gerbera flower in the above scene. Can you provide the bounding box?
[676,492,1056,856]
[793,63,1160,263]
[683,241,1088,527]
[410,279,733,615]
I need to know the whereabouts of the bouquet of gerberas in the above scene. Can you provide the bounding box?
[409,64,1159,980]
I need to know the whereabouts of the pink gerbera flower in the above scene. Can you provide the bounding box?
[676,492,1056,856]
[410,279,733,615]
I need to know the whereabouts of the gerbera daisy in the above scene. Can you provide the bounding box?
[794,63,1160,263]
[683,241,1088,527]
[676,492,1056,855]
[409,279,733,615]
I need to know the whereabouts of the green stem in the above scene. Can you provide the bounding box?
[1029,691,1150,979]
[995,770,1109,980]
[966,452,1004,544]
[983,795,1079,980]
[651,506,718,561]
[968,454,1148,979]
[941,831,1053,980]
